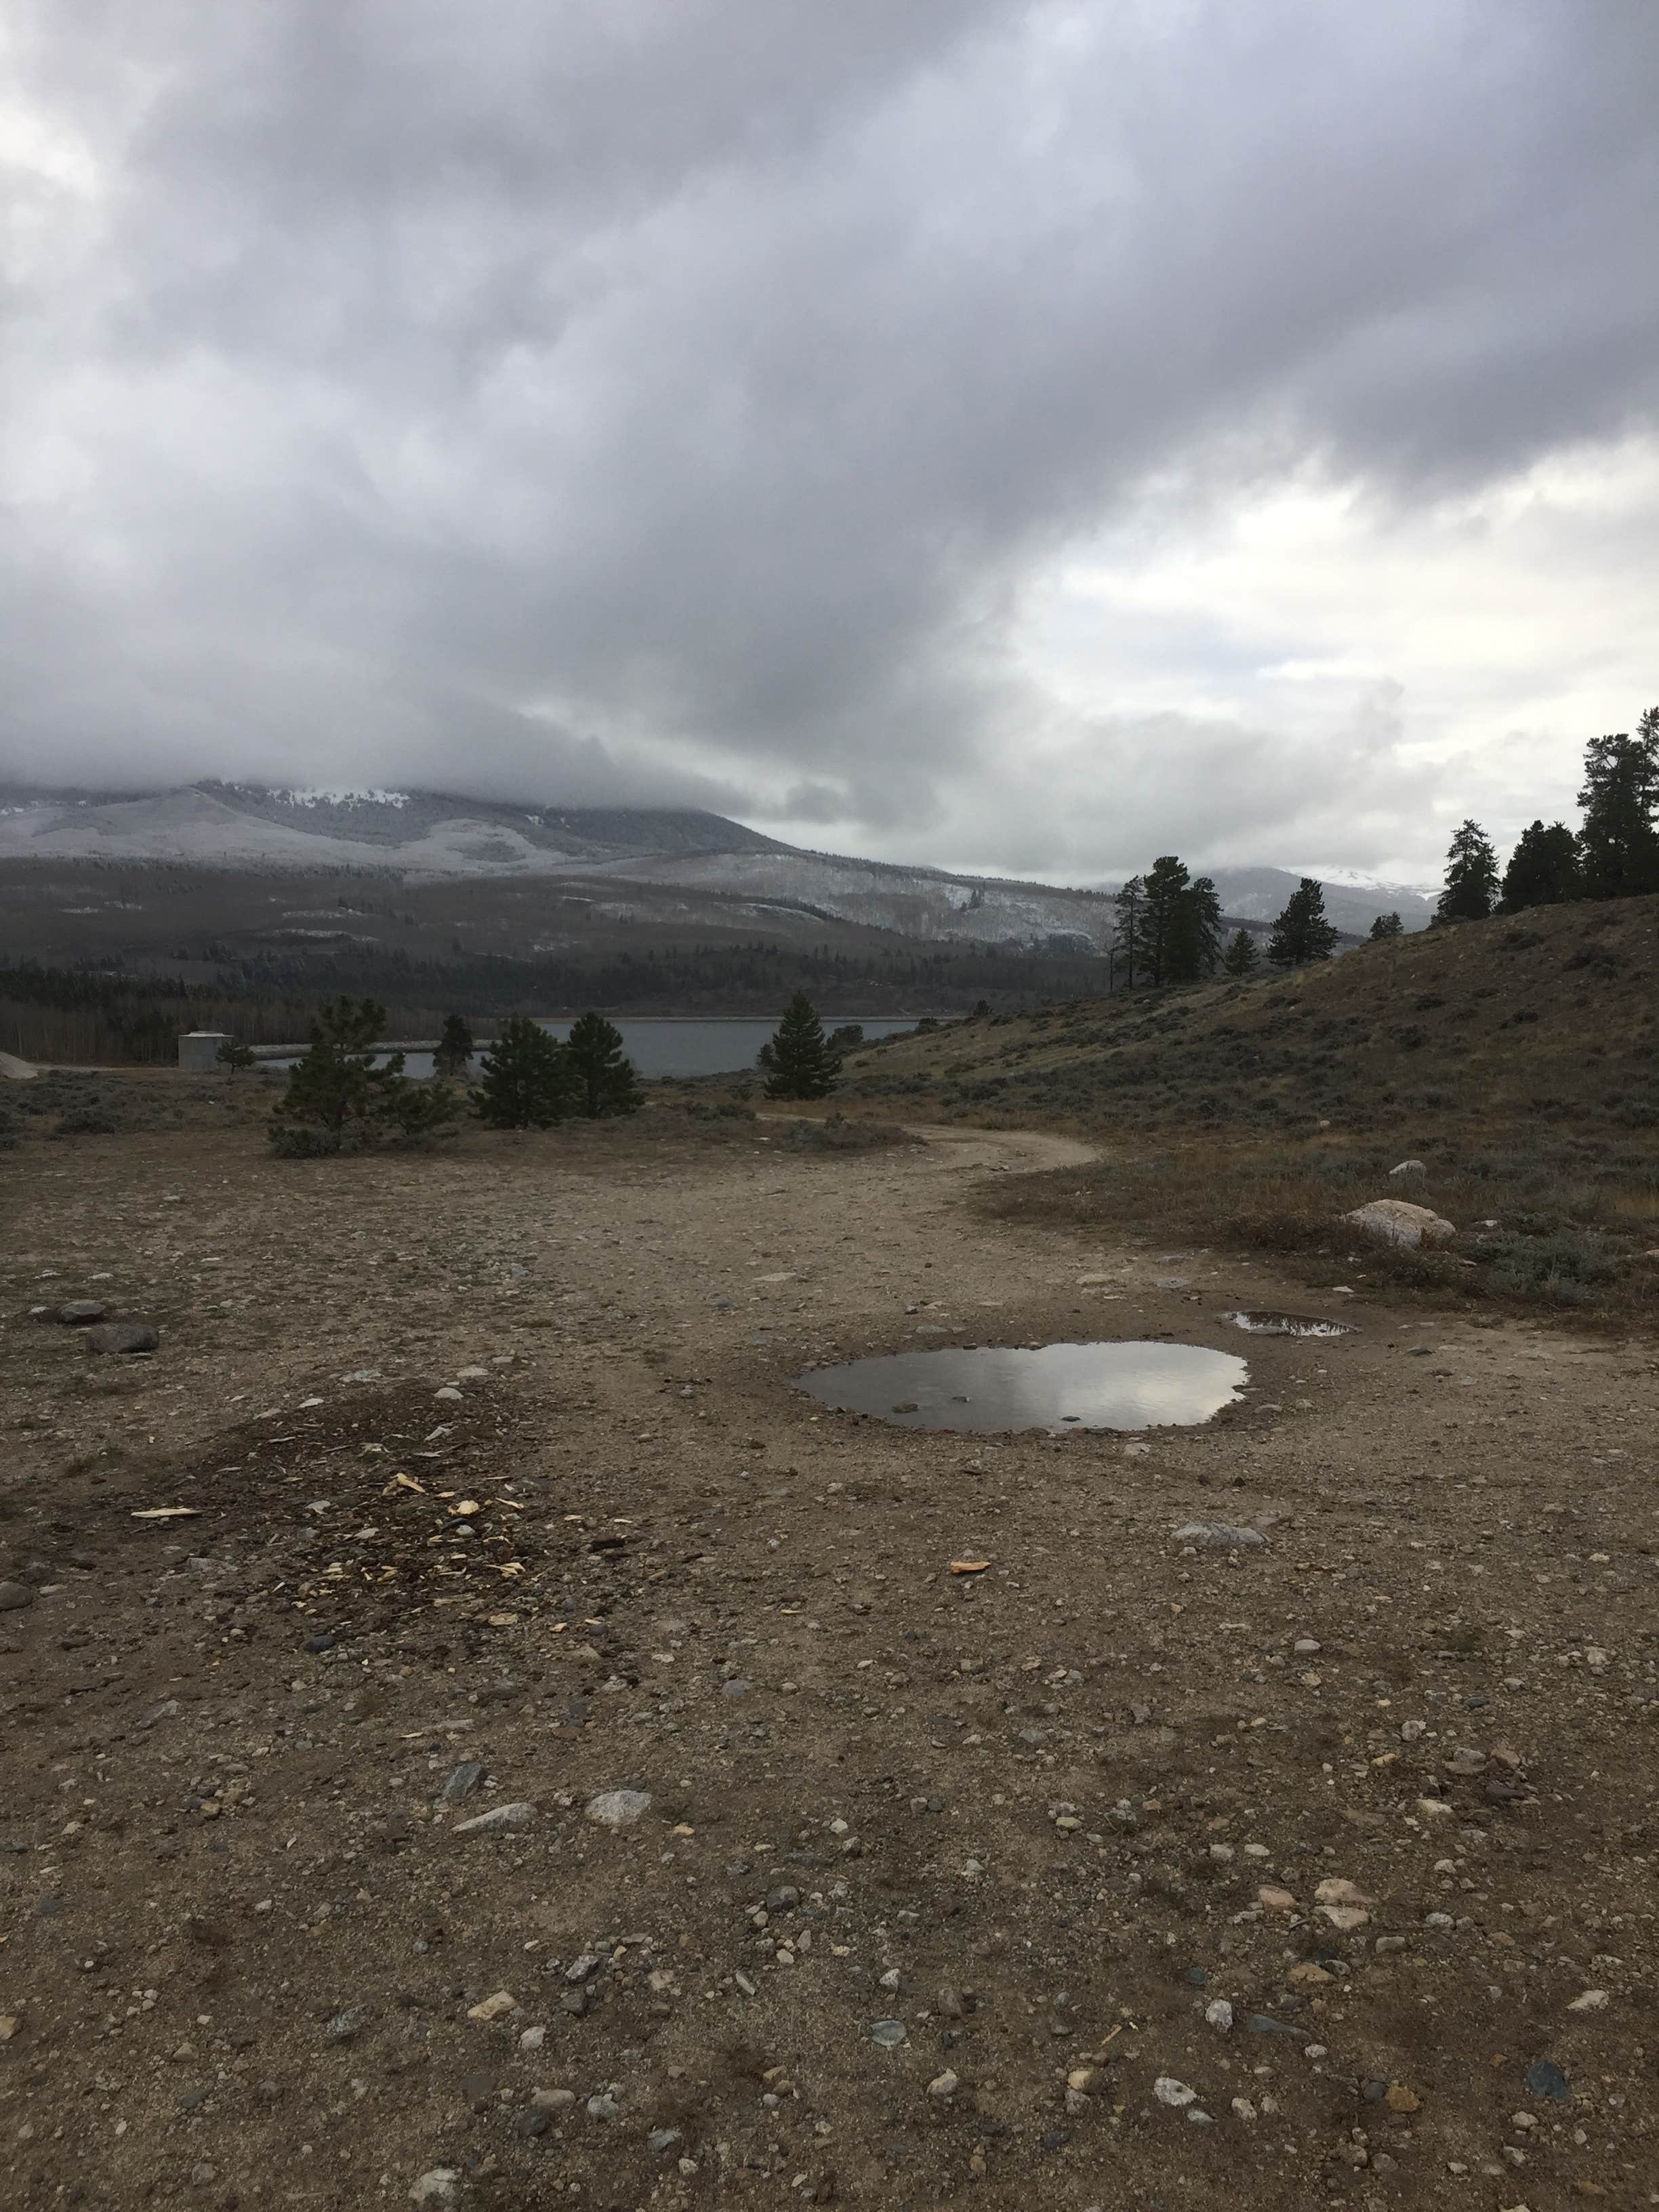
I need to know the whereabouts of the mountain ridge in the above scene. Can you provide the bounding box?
[0,779,1431,943]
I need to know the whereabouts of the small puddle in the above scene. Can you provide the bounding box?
[792,1340,1248,1434]
[1223,1310,1356,1340]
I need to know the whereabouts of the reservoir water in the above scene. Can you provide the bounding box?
[268,1015,936,1080]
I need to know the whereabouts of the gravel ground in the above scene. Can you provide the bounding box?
[2,1111,1657,2211]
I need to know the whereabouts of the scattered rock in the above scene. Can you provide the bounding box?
[83,1322,159,1355]
[1173,1522,1265,1550]
[531,2089,576,2112]
[1257,1887,1297,1910]
[1566,1989,1608,2013]
[869,2020,906,2047]
[466,1990,516,2022]
[0,1582,36,1612]
[1341,1200,1456,1248]
[322,2005,366,2043]
[1319,1904,1370,1931]
[409,2172,462,2207]
[1154,2076,1197,2108]
[1314,1877,1373,1906]
[1387,1160,1427,1178]
[927,2070,959,2098]
[442,1761,485,1805]
[1385,2084,1420,2114]
[1523,2060,1569,2101]
[56,1300,106,1324]
[585,1789,651,1828]
[1204,1999,1233,2032]
[453,1802,535,1834]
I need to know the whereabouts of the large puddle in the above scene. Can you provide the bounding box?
[793,1340,1248,1434]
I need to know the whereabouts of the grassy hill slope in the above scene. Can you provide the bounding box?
[842,894,1659,1324]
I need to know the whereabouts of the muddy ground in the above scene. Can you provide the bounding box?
[2,1107,1657,2212]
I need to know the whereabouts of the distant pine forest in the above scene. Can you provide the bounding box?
[0,939,1120,1063]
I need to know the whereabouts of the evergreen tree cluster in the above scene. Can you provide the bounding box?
[1422,707,1659,929]
[270,1002,646,1149]
[1111,858,1224,986]
[469,1010,644,1128]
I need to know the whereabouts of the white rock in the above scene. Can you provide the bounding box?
[1342,1200,1456,1248]
[1154,2076,1197,2108]
[434,1385,464,1401]
[1387,1160,1427,1177]
[409,2172,461,2207]
[518,2025,546,2051]
[1567,1988,1609,2013]
[927,2070,958,2098]
[1204,1999,1233,2032]
[585,1789,652,1828]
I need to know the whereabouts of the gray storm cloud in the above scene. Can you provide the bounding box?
[3,0,1656,871]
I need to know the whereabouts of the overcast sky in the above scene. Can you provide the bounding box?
[3,1,1656,884]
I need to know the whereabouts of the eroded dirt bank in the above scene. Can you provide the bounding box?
[2,1115,1656,2211]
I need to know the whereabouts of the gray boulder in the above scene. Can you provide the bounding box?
[83,1322,159,1355]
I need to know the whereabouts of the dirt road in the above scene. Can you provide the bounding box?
[3,1109,1656,2210]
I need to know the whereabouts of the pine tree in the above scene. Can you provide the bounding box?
[1111,876,1145,988]
[216,1035,257,1071]
[434,1012,474,1080]
[472,1015,576,1128]
[565,1011,643,1118]
[762,991,841,1100]
[1576,710,1659,899]
[1369,912,1404,940]
[1267,878,1339,966]
[1186,875,1225,978]
[1500,821,1579,910]
[1436,819,1500,922]
[1140,856,1191,985]
[270,996,458,1155]
[1222,927,1259,976]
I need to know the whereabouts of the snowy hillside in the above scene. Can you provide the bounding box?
[0,779,1420,947]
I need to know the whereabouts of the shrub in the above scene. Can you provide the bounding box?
[777,1113,916,1153]
[54,1106,119,1136]
[1479,1229,1620,1305]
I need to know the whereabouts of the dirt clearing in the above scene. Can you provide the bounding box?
[3,1108,1657,2210]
